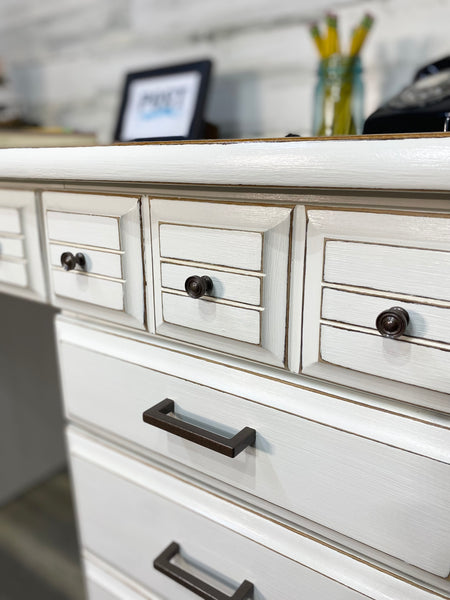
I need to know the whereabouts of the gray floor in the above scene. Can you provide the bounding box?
[0,471,85,600]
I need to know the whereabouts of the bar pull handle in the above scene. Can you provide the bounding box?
[154,542,254,600]
[142,399,255,458]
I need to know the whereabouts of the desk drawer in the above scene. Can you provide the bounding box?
[150,199,292,367]
[302,208,450,413]
[43,192,145,329]
[59,339,450,577]
[0,189,46,301]
[69,429,436,600]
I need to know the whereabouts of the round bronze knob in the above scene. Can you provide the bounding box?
[60,251,86,271]
[184,275,213,299]
[375,306,409,339]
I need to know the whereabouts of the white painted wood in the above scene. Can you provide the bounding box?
[324,241,450,302]
[52,269,124,310]
[0,206,21,234]
[3,138,450,191]
[161,262,261,306]
[0,258,27,287]
[162,292,261,344]
[43,192,145,329]
[68,427,444,600]
[151,199,291,366]
[85,556,162,600]
[60,340,450,577]
[322,288,450,345]
[320,324,450,396]
[47,211,120,249]
[302,208,450,412]
[49,243,123,279]
[160,224,263,271]
[0,189,46,302]
[0,236,24,258]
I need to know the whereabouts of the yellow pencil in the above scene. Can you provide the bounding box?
[325,14,340,57]
[309,23,325,58]
[350,14,374,56]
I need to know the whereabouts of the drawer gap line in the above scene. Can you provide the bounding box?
[160,257,265,277]
[161,288,264,311]
[49,239,125,255]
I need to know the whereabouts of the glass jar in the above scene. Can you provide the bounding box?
[313,55,364,136]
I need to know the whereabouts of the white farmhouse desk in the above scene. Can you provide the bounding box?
[0,136,449,600]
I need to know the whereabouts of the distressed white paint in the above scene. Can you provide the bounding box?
[161,262,261,306]
[0,259,27,288]
[0,236,24,258]
[52,270,124,311]
[302,206,450,412]
[43,192,145,329]
[319,324,450,396]
[46,211,120,250]
[322,288,450,345]
[324,241,450,302]
[0,206,21,234]
[68,427,446,600]
[1,138,450,191]
[50,243,123,279]
[152,199,291,366]
[160,223,263,271]
[60,340,450,577]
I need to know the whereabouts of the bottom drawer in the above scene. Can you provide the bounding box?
[69,428,440,600]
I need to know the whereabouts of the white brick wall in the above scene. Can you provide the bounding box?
[0,0,449,142]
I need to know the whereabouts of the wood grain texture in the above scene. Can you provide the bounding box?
[52,269,124,310]
[160,224,263,271]
[322,288,450,345]
[47,211,120,250]
[161,262,261,306]
[68,427,445,600]
[60,341,450,577]
[302,207,450,412]
[50,243,123,279]
[324,241,450,303]
[2,137,450,190]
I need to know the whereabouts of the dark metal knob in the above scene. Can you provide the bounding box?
[60,251,86,271]
[376,306,409,339]
[184,275,213,299]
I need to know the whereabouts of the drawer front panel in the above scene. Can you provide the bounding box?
[52,270,124,310]
[60,341,450,577]
[47,210,120,249]
[302,208,450,412]
[0,236,24,258]
[161,292,261,344]
[151,199,291,366]
[160,223,263,270]
[0,206,21,234]
[50,243,123,279]
[324,240,450,302]
[161,262,261,306]
[69,433,374,600]
[0,190,46,301]
[43,192,144,329]
[0,259,27,287]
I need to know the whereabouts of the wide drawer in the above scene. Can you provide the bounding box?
[69,428,439,600]
[302,208,450,413]
[59,334,450,577]
[150,199,292,367]
[43,192,145,329]
[0,189,46,301]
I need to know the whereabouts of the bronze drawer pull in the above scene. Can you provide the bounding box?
[142,399,255,458]
[60,251,86,271]
[375,306,409,339]
[185,275,213,298]
[154,542,254,600]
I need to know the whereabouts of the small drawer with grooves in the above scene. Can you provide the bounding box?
[301,207,450,413]
[0,189,46,301]
[150,199,292,367]
[43,192,145,329]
